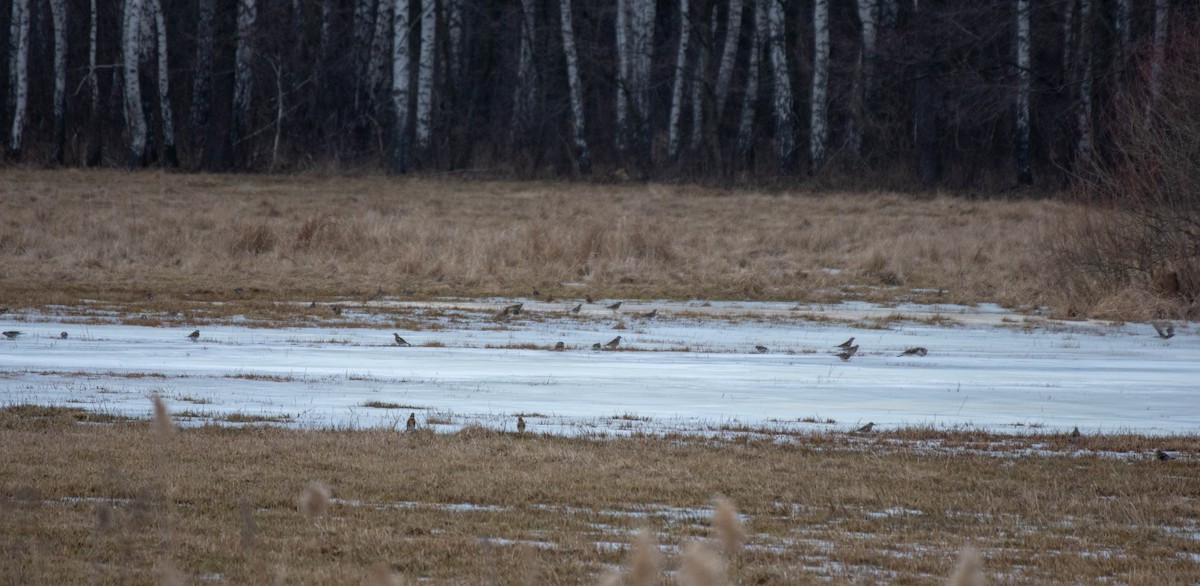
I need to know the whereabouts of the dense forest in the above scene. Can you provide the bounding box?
[0,0,1193,187]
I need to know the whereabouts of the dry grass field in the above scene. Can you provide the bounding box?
[1,406,1197,584]
[0,169,1070,315]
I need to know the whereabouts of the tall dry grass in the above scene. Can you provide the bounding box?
[0,170,1066,310]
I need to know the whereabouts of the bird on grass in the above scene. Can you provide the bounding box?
[1156,449,1174,461]
[592,343,602,351]
[640,309,657,319]
[755,345,769,354]
[145,291,155,302]
[187,330,200,341]
[497,303,523,318]
[60,332,68,340]
[586,295,595,304]
[393,333,411,346]
[1152,322,1175,339]
[837,345,859,361]
[1070,426,1081,440]
[606,301,622,312]
[517,416,526,433]
[568,303,582,315]
[856,422,875,433]
[2,331,22,340]
[531,287,541,297]
[605,336,623,349]
[332,305,344,316]
[835,337,855,350]
[234,287,245,297]
[406,413,417,431]
[898,347,928,357]
[553,341,565,351]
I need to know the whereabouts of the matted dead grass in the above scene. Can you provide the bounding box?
[0,170,1067,314]
[1,406,1197,584]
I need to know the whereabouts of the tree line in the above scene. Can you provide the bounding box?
[1,0,1191,188]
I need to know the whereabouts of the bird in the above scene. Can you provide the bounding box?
[1070,426,1081,439]
[234,287,245,296]
[856,422,875,433]
[393,333,411,346]
[1156,449,1174,461]
[553,341,565,351]
[517,416,526,433]
[755,345,769,354]
[60,332,68,340]
[1152,322,1175,339]
[406,413,417,431]
[145,290,155,301]
[0,306,9,315]
[898,347,928,357]
[568,303,582,315]
[531,287,541,297]
[591,342,602,350]
[605,336,623,349]
[835,337,855,349]
[606,301,622,312]
[507,303,524,315]
[309,301,317,308]
[837,345,859,361]
[332,305,344,316]
[586,295,594,304]
[640,309,657,319]
[187,330,200,341]
[2,331,22,340]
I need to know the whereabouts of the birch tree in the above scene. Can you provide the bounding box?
[1074,0,1093,161]
[848,0,879,158]
[511,0,538,141]
[1146,0,1170,121]
[810,0,830,171]
[1015,0,1032,184]
[122,0,148,167]
[234,0,257,156]
[391,0,413,172]
[667,0,690,161]
[151,0,177,167]
[368,0,395,113]
[714,0,743,120]
[8,0,30,160]
[736,0,764,158]
[86,0,101,166]
[190,0,214,140]
[559,0,590,174]
[629,0,656,164]
[414,0,436,152]
[767,0,795,170]
[49,0,67,164]
[615,0,630,153]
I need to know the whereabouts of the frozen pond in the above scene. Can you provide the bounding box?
[1,300,1196,436]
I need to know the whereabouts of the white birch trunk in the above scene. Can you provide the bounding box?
[630,0,655,160]
[667,0,690,160]
[122,0,147,167]
[810,0,830,171]
[391,0,413,171]
[736,0,763,157]
[8,0,30,158]
[714,0,743,120]
[511,0,538,138]
[767,0,795,169]
[1146,0,1170,121]
[615,0,630,153]
[414,0,436,151]
[235,0,257,144]
[150,0,176,165]
[1075,0,1093,160]
[49,0,67,163]
[1016,0,1031,184]
[559,0,591,173]
[191,0,214,135]
[446,0,465,84]
[368,0,394,111]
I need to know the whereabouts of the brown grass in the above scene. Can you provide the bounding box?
[1,406,1197,584]
[0,170,1067,313]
